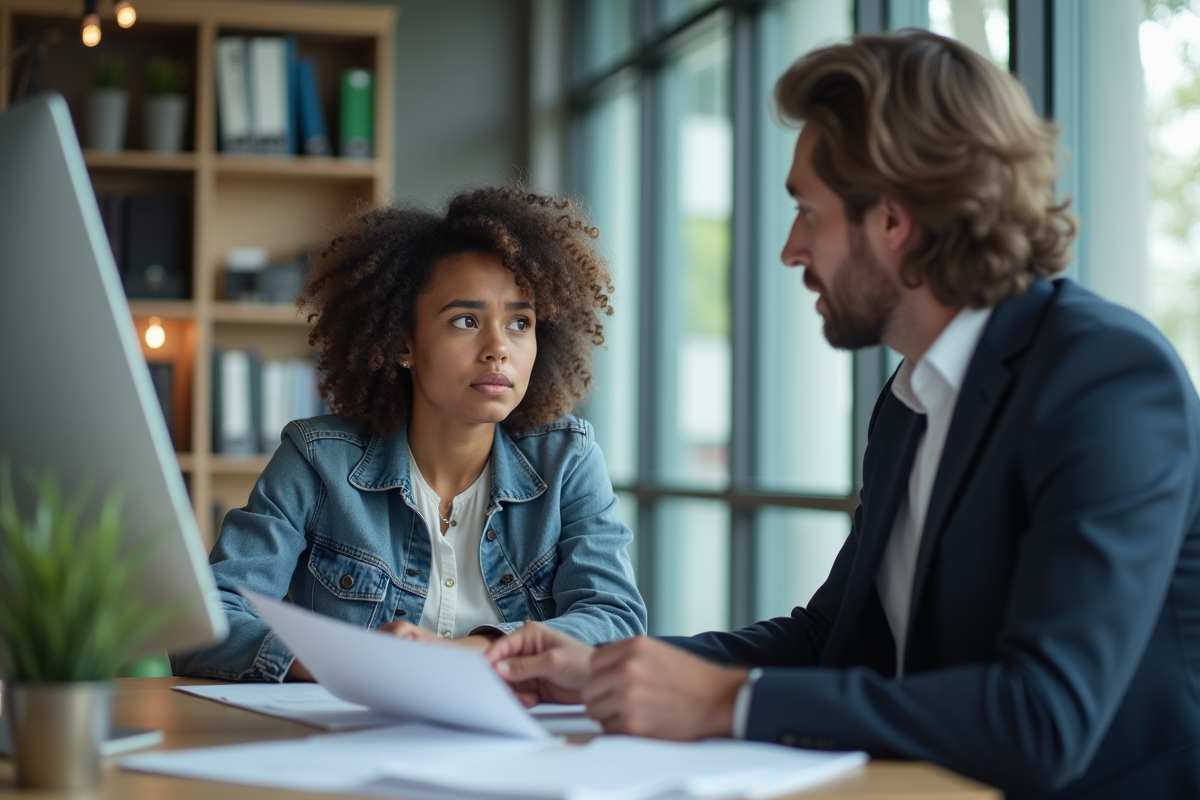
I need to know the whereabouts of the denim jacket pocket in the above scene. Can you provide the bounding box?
[523,546,559,621]
[308,542,391,604]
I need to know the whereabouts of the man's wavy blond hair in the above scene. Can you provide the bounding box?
[775,30,1077,307]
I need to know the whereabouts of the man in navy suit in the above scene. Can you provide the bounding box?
[487,31,1200,799]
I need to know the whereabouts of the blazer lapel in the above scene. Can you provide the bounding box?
[906,280,1058,635]
[822,397,926,664]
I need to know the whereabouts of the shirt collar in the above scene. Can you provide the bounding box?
[891,305,994,414]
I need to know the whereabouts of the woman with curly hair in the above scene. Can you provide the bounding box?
[172,186,647,682]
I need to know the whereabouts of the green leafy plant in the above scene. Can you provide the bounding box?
[145,57,189,96]
[0,461,175,682]
[92,56,125,90]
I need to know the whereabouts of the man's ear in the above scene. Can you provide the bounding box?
[877,196,917,256]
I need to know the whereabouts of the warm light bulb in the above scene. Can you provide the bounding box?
[145,317,166,350]
[115,0,136,28]
[81,13,101,46]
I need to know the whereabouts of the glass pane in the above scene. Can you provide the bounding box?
[655,23,732,488]
[755,0,854,496]
[654,0,717,31]
[579,0,641,78]
[756,508,851,619]
[580,85,641,485]
[653,499,729,635]
[1143,2,1200,384]
[927,0,1010,71]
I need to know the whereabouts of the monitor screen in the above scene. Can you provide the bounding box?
[0,92,226,657]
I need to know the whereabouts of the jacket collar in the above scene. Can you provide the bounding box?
[347,424,547,513]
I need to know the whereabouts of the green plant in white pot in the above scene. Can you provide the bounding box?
[0,461,173,788]
[87,56,128,152]
[143,57,190,154]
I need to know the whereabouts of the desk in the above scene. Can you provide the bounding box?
[0,678,999,799]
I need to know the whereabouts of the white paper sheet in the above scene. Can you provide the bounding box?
[375,736,869,800]
[121,722,545,792]
[241,589,550,740]
[173,683,604,735]
[123,724,866,800]
[174,683,397,730]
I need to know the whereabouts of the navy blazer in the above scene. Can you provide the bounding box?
[670,279,1200,798]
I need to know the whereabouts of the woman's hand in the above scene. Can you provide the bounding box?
[377,620,441,642]
[377,620,498,651]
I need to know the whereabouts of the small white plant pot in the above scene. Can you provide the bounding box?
[144,93,189,153]
[86,89,129,152]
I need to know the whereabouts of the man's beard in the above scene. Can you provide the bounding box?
[806,226,901,351]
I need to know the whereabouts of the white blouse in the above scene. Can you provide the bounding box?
[407,453,504,638]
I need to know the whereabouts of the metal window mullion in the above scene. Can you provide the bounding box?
[857,0,887,33]
[728,5,759,631]
[1011,0,1052,118]
[636,61,664,620]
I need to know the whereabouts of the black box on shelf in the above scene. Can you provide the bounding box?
[123,194,191,299]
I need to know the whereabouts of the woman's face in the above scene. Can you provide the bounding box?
[401,251,537,428]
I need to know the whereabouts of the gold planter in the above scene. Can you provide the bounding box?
[7,681,113,788]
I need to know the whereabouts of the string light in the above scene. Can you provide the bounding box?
[145,317,166,350]
[81,14,100,47]
[114,0,136,28]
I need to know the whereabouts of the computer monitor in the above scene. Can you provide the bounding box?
[0,93,226,656]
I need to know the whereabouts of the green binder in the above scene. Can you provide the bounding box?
[339,68,373,158]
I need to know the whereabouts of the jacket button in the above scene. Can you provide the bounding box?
[395,608,406,616]
[486,530,497,542]
[501,573,515,584]
[405,567,421,576]
[340,574,354,589]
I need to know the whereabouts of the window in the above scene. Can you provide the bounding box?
[571,0,854,635]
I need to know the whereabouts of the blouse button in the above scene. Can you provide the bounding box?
[445,578,455,588]
[340,574,354,589]
[501,573,515,584]
[485,530,497,542]
[442,631,452,638]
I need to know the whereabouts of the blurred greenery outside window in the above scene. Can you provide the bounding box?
[1142,0,1200,382]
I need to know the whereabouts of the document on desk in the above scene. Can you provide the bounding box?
[122,724,867,800]
[174,682,603,735]
[240,589,550,739]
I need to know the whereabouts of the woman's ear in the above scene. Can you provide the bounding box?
[398,338,413,370]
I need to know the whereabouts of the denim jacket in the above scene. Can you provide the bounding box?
[171,414,646,682]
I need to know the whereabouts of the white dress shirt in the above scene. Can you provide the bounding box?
[876,305,992,675]
[733,305,993,737]
[408,454,504,639]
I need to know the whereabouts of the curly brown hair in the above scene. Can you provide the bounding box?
[775,30,1078,307]
[299,186,613,437]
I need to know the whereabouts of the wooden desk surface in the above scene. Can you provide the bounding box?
[0,678,1000,800]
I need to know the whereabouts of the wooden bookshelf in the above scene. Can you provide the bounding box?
[0,0,395,546]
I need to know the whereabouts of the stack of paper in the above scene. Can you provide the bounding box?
[122,724,866,800]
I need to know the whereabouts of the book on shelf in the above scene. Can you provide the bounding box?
[295,57,330,156]
[216,35,299,155]
[213,348,323,456]
[339,69,374,158]
[147,362,174,446]
[123,194,190,299]
[215,36,253,153]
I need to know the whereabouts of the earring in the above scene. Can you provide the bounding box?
[401,360,410,369]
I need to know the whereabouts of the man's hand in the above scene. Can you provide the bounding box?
[377,620,497,651]
[485,622,594,707]
[583,637,748,741]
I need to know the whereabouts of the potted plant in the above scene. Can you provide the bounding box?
[143,57,190,153]
[0,461,173,788]
[86,56,127,152]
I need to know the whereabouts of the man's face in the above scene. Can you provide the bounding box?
[780,124,901,350]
